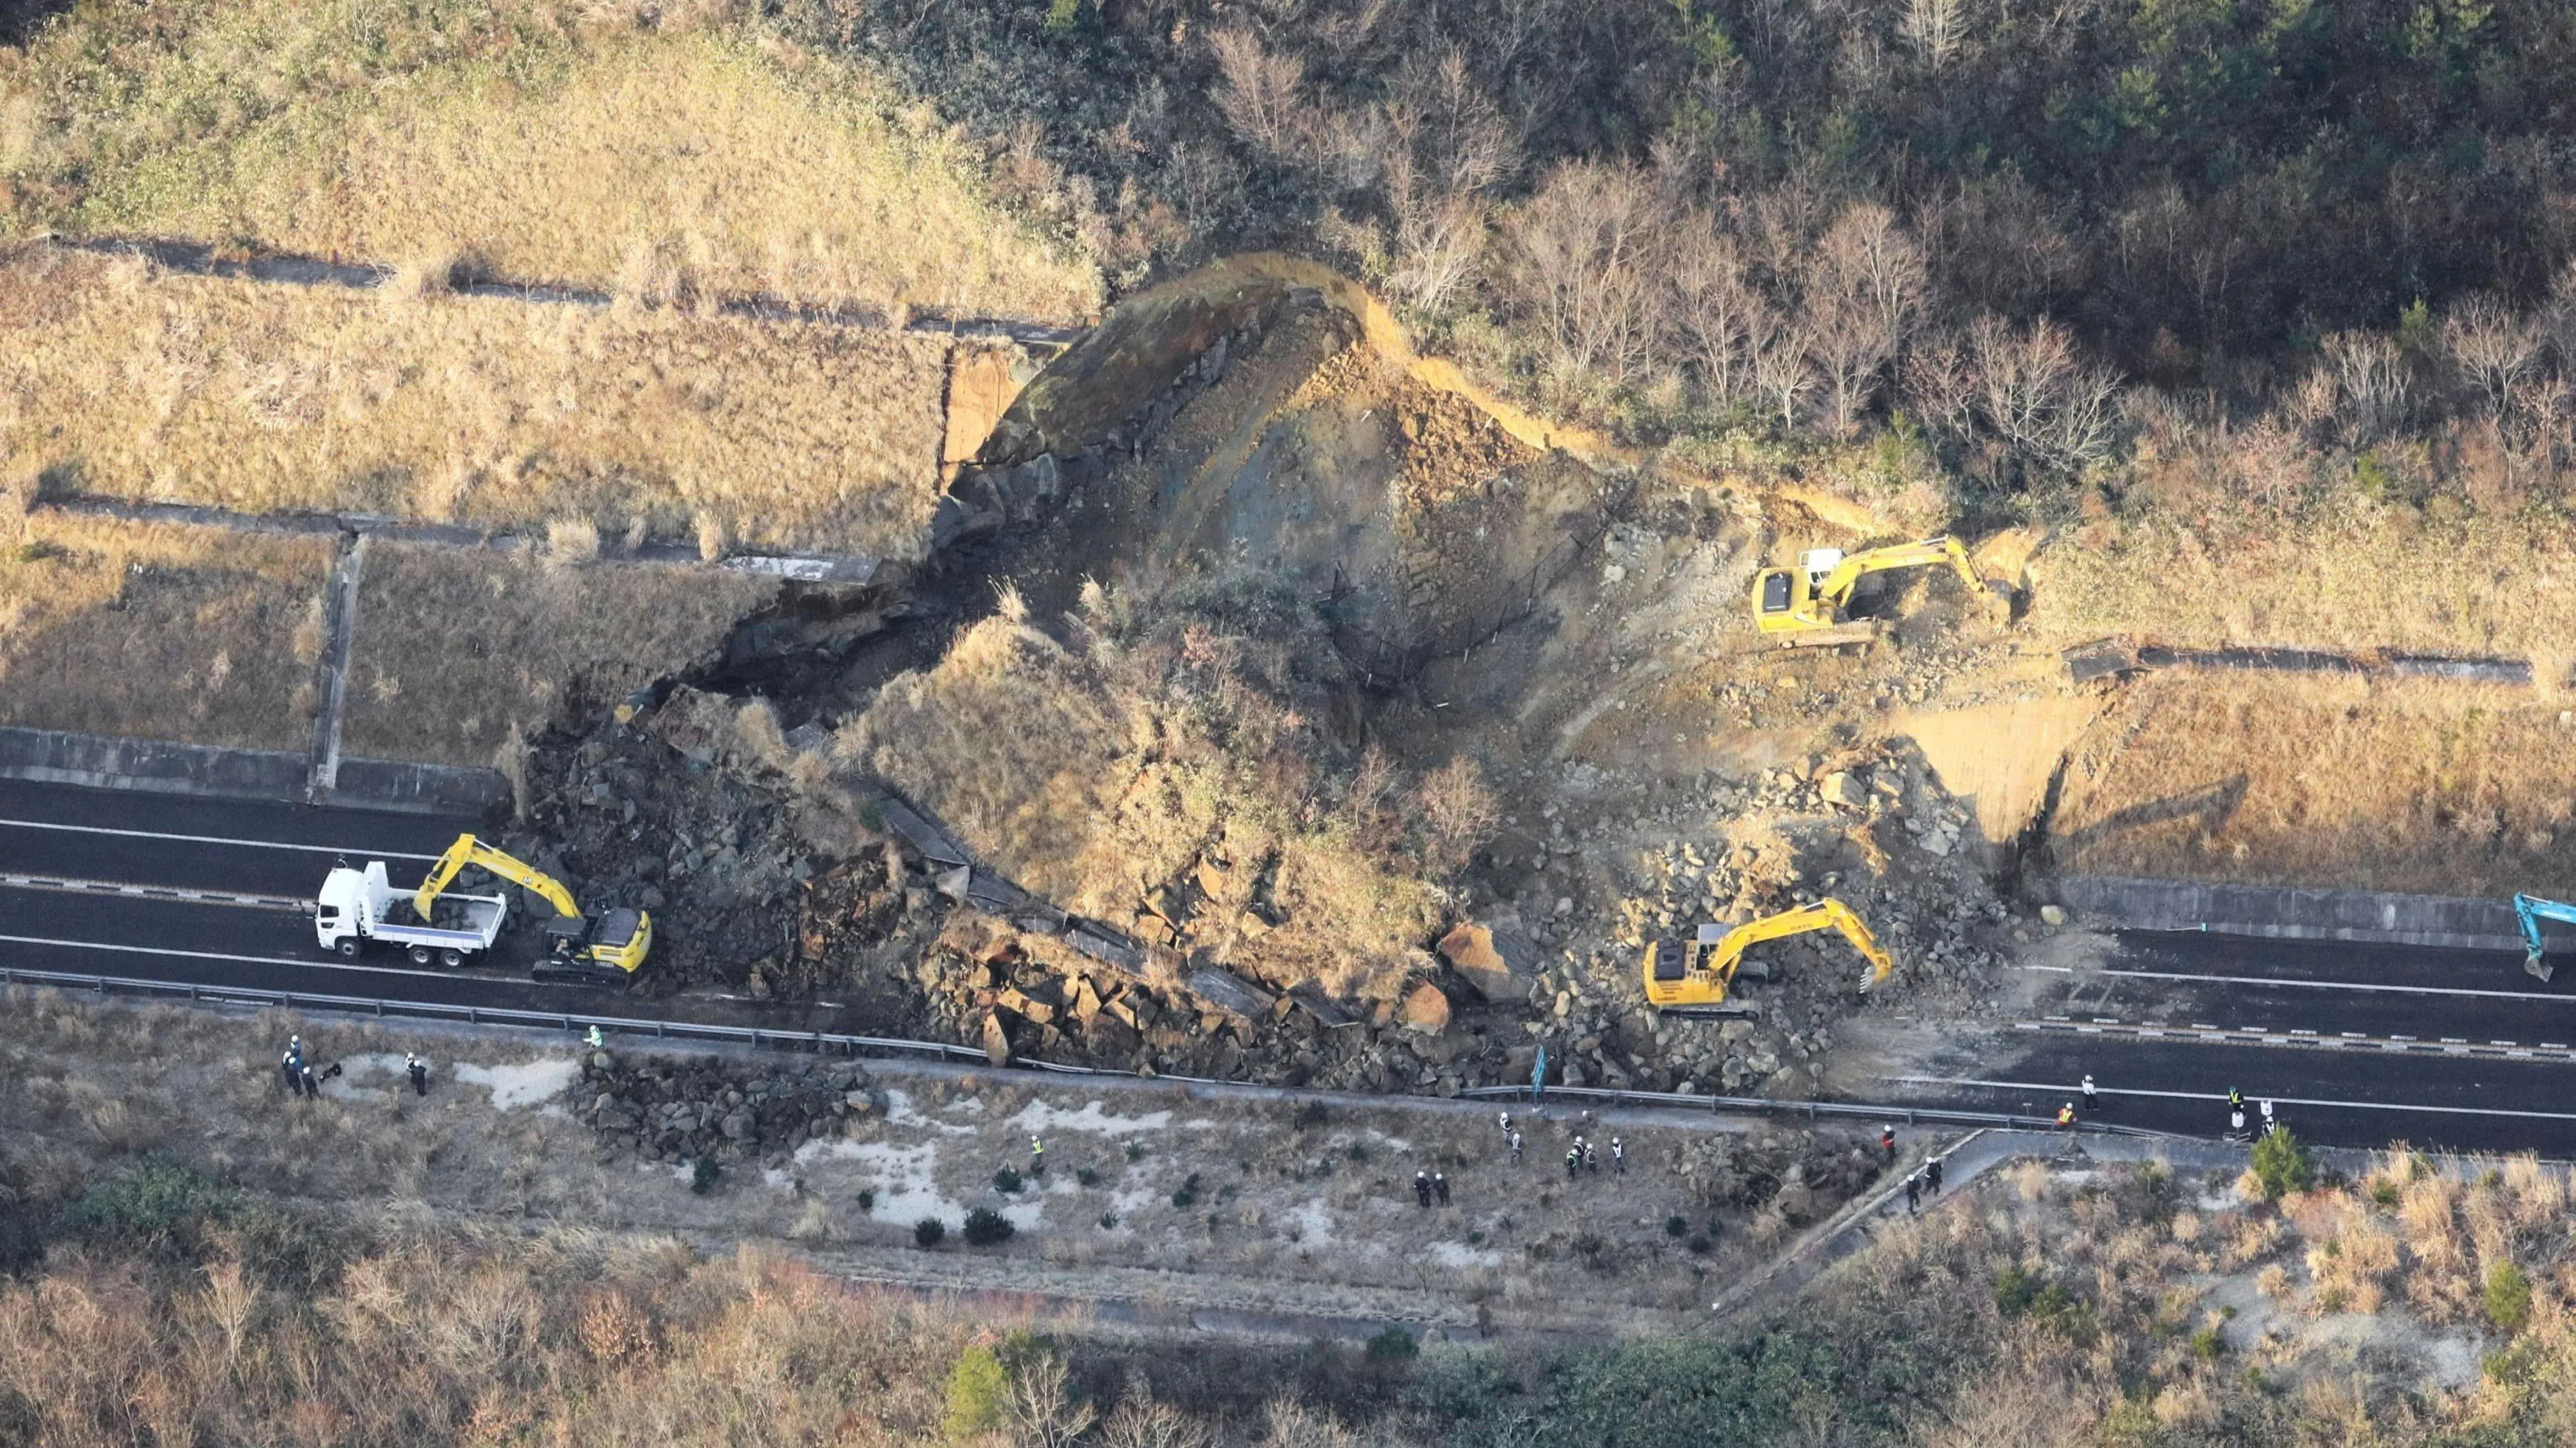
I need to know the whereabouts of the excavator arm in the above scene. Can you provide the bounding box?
[414,834,582,923]
[2513,893,2576,982]
[1643,898,1894,1014]
[1811,537,1984,614]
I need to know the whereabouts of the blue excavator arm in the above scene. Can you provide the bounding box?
[2512,894,2576,982]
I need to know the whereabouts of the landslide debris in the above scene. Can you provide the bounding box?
[520,257,2019,1103]
[574,1050,878,1171]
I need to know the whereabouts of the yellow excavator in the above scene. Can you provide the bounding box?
[415,834,653,985]
[1751,536,2011,647]
[1642,898,1892,1018]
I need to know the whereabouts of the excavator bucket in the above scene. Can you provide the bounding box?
[2528,954,2554,984]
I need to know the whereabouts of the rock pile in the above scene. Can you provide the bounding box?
[576,1051,881,1169]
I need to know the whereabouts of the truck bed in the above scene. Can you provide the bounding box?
[369,893,506,947]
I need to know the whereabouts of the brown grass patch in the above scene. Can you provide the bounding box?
[5,10,1100,322]
[2050,672,2576,894]
[0,511,328,748]
[2028,504,2576,657]
[0,247,957,555]
[342,543,773,767]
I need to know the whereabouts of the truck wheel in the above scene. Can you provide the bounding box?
[439,948,464,968]
[408,945,434,965]
[335,939,360,957]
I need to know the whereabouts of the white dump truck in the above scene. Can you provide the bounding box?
[314,859,506,966]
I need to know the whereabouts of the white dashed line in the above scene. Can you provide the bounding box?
[0,873,302,910]
[2097,965,2576,1004]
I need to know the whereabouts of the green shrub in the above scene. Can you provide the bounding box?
[1365,1325,1419,1359]
[963,1207,1016,1246]
[915,1217,946,1248]
[56,1157,241,1248]
[1666,1215,1689,1238]
[1126,1142,1144,1162]
[1098,1212,1118,1229]
[2250,1129,2315,1201]
[855,1188,875,1213]
[2370,1179,2400,1207]
[2487,1260,2533,1333]
[1171,1172,1203,1208]
[690,1157,721,1195]
[2190,1326,2225,1360]
[1076,1167,1100,1187]
[993,1166,1023,1194]
[942,1344,1008,1438]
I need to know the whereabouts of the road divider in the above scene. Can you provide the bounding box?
[2015,1016,2576,1062]
[0,873,303,910]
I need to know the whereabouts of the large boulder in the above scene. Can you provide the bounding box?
[1438,909,1540,1003]
[1400,980,1453,1034]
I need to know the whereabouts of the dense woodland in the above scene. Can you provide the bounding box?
[801,0,2576,508]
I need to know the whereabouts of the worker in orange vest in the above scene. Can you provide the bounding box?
[2056,1101,2077,1135]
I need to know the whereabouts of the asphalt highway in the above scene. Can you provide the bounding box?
[7,777,2576,1154]
[1896,931,2576,1154]
[0,777,849,1032]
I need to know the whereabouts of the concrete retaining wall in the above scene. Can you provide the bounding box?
[0,725,506,817]
[2055,873,2575,953]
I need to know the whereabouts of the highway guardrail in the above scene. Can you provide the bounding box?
[0,962,2187,1140]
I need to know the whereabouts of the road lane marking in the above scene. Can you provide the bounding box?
[0,873,303,910]
[0,816,441,860]
[0,931,490,983]
[1889,1073,2576,1124]
[2086,965,2576,1004]
[2012,1018,2576,1063]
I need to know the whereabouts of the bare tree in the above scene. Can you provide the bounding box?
[2441,294,2543,420]
[2321,331,2411,443]
[1794,205,1925,434]
[1900,0,1964,69]
[1101,1396,1209,1448]
[1814,203,1926,353]
[1005,1352,1097,1448]
[1752,315,1819,430]
[1507,161,1661,381]
[1669,225,1767,407]
[1807,299,1893,436]
[1209,29,1306,160]
[1384,190,1486,320]
[1965,313,2120,473]
[1902,336,1978,443]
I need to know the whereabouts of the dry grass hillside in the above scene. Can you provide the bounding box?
[2048,672,2576,896]
[0,508,327,749]
[342,543,774,770]
[0,7,1100,322]
[2025,500,2576,658]
[0,247,956,555]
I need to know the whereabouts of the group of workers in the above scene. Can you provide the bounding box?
[2050,1074,2285,1143]
[277,1034,433,1099]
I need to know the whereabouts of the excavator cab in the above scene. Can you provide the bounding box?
[539,907,652,983]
